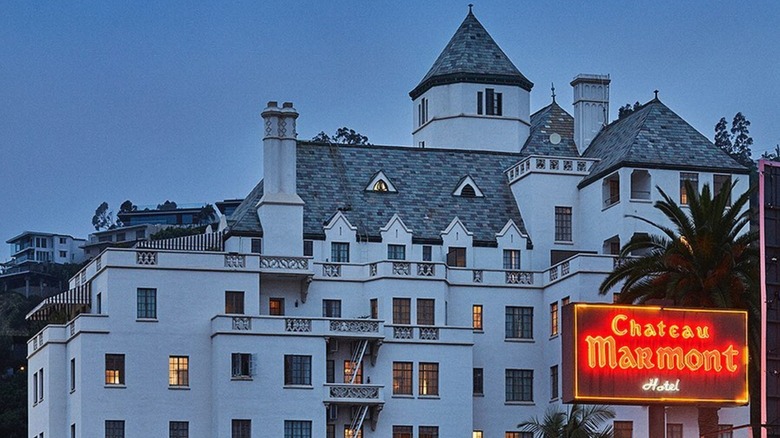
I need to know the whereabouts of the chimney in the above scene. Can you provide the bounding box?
[571,74,610,154]
[257,101,304,256]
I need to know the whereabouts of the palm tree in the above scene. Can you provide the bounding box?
[518,403,615,438]
[598,180,759,437]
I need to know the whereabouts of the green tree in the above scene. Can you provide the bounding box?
[714,113,754,168]
[761,144,780,161]
[598,181,758,437]
[312,127,370,145]
[91,201,115,230]
[517,404,615,438]
[119,199,136,213]
[195,204,217,225]
[156,200,178,210]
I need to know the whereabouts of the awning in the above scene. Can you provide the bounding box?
[26,283,91,322]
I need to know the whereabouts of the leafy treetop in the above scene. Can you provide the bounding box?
[312,127,370,145]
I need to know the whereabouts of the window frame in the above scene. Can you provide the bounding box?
[550,365,559,400]
[503,249,521,270]
[473,367,484,395]
[169,421,189,438]
[614,421,634,438]
[225,291,245,315]
[105,420,125,438]
[505,306,533,339]
[472,304,483,331]
[232,419,251,438]
[554,206,573,242]
[418,362,439,396]
[505,369,533,402]
[387,244,406,260]
[231,353,253,379]
[680,172,699,205]
[284,420,312,438]
[419,426,439,438]
[550,302,559,336]
[393,298,411,324]
[331,242,350,263]
[105,354,125,386]
[446,247,466,267]
[168,356,189,387]
[322,299,342,318]
[137,288,157,319]
[416,298,435,325]
[284,355,312,386]
[392,362,413,395]
[269,297,285,316]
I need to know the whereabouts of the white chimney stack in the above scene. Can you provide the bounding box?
[571,74,610,154]
[257,101,304,256]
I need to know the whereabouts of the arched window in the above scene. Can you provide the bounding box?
[460,184,476,198]
[373,180,389,192]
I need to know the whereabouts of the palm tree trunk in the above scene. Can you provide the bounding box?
[697,406,720,437]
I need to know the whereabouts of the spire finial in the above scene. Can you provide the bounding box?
[468,3,474,14]
[551,83,556,103]
[654,89,659,100]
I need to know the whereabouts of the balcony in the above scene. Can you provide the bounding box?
[505,155,598,184]
[212,315,384,341]
[324,383,384,406]
[384,324,473,345]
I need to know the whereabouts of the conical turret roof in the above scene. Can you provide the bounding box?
[410,10,533,99]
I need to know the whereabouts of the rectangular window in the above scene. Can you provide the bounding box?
[169,356,189,387]
[344,360,363,384]
[32,371,38,404]
[105,354,125,385]
[225,291,245,314]
[284,420,312,438]
[170,421,189,438]
[422,245,432,261]
[417,298,435,325]
[322,299,342,318]
[232,419,251,438]
[680,172,699,205]
[331,242,349,263]
[506,369,533,402]
[344,425,363,438]
[473,431,483,438]
[38,369,43,401]
[714,174,732,206]
[473,368,484,395]
[505,306,533,339]
[614,421,633,438]
[503,249,521,269]
[419,363,439,396]
[485,88,502,116]
[70,358,76,391]
[327,425,335,438]
[370,299,378,319]
[137,288,157,319]
[666,424,683,438]
[59,251,67,258]
[419,426,439,438]
[303,240,313,257]
[60,237,67,244]
[284,355,311,385]
[71,424,76,438]
[505,433,533,438]
[326,360,335,384]
[393,298,411,324]
[446,247,466,267]
[550,365,559,399]
[250,238,262,254]
[392,362,412,395]
[105,420,125,438]
[554,206,573,241]
[562,296,570,307]
[96,293,102,314]
[393,426,413,438]
[477,91,483,115]
[387,244,406,260]
[472,304,483,330]
[269,298,285,316]
[550,302,559,336]
[232,353,252,378]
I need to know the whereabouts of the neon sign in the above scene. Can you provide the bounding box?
[562,304,748,405]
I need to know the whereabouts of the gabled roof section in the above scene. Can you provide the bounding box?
[521,101,579,157]
[365,170,398,193]
[230,142,527,244]
[579,99,749,188]
[409,10,533,99]
[453,175,485,198]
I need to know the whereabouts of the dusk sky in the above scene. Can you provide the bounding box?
[1,1,778,261]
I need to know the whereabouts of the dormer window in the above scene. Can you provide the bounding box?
[477,88,502,116]
[365,171,397,193]
[453,175,484,198]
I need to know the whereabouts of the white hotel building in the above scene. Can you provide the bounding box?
[27,10,751,438]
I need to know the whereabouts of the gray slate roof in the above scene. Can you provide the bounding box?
[409,11,533,99]
[229,143,526,243]
[580,99,749,187]
[521,101,579,157]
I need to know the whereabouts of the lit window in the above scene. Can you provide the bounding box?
[505,433,533,438]
[105,354,124,385]
[137,288,157,319]
[322,299,342,318]
[505,306,533,339]
[373,180,389,192]
[419,426,439,438]
[417,299,435,325]
[370,299,378,319]
[269,298,285,316]
[603,173,620,207]
[503,250,520,269]
[344,425,363,438]
[550,302,559,336]
[106,420,125,438]
[473,431,483,438]
[419,362,439,396]
[284,355,311,386]
[388,244,406,260]
[232,419,251,438]
[169,356,189,387]
[331,242,349,263]
[393,362,412,395]
[231,353,253,378]
[393,298,411,324]
[554,206,572,242]
[472,305,483,330]
[344,360,362,384]
[550,365,559,399]
[169,421,189,438]
[225,291,245,314]
[505,369,533,402]
[680,172,699,205]
[473,368,483,395]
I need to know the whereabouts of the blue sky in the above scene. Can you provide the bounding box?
[1,1,778,261]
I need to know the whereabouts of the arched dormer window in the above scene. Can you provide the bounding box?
[453,175,484,198]
[365,170,397,193]
[460,184,476,198]
[373,180,389,192]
